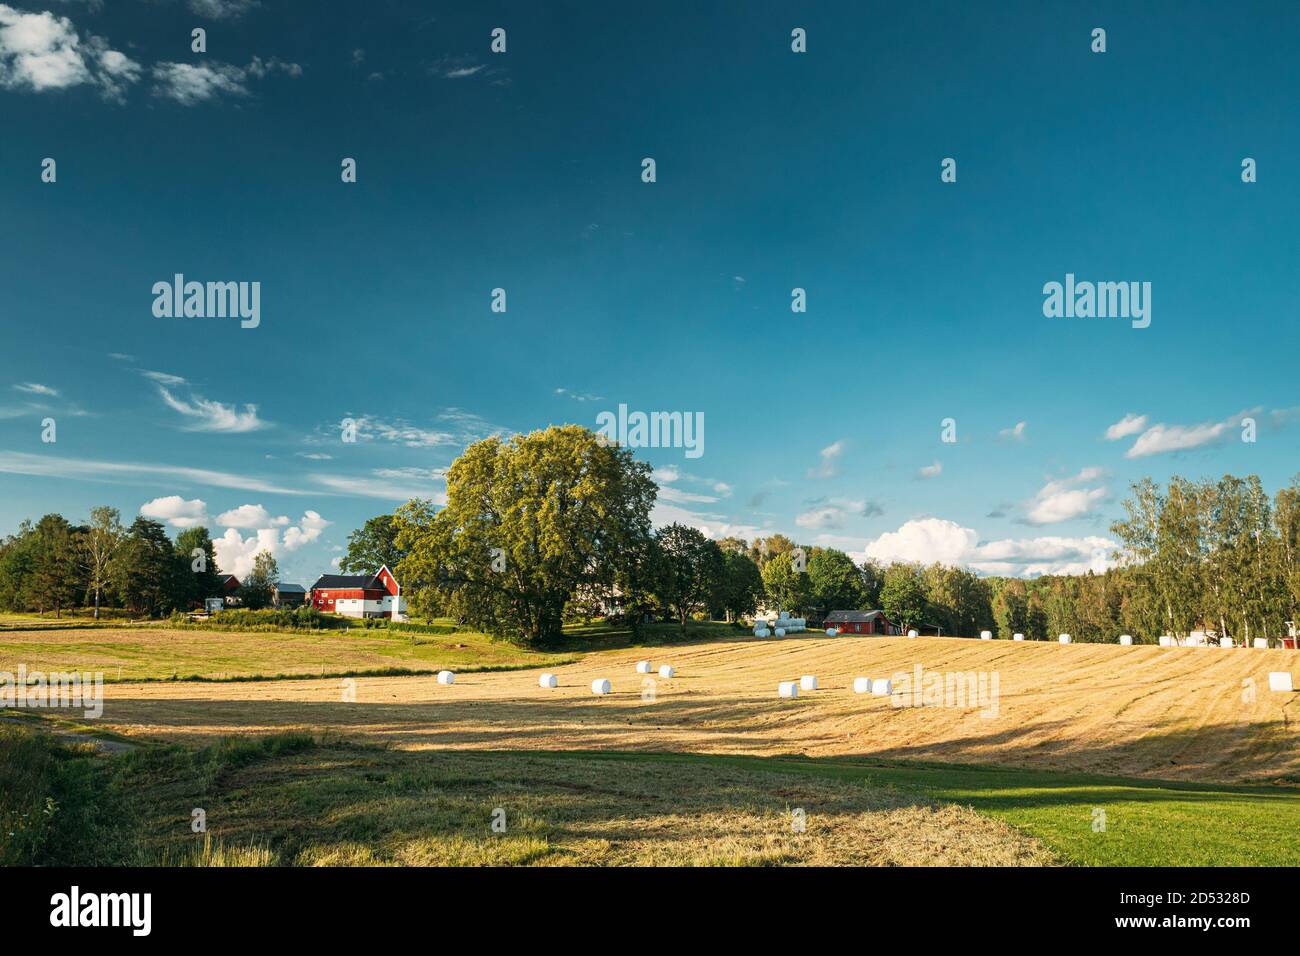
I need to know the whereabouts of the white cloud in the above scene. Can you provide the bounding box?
[0,5,140,100]
[313,472,445,502]
[658,485,720,505]
[1105,413,1148,441]
[1024,468,1108,525]
[282,510,329,550]
[141,370,187,386]
[337,410,506,448]
[151,61,248,104]
[158,385,265,432]
[216,503,274,528]
[1123,411,1254,459]
[13,382,57,396]
[808,440,844,479]
[653,465,679,483]
[555,387,604,402]
[211,509,331,578]
[998,421,1027,442]
[188,0,258,20]
[0,450,309,495]
[917,460,942,479]
[213,527,279,579]
[864,517,1116,577]
[795,497,876,530]
[140,495,208,528]
[865,517,978,565]
[152,55,300,105]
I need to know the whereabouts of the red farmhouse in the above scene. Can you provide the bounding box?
[823,609,902,635]
[308,564,406,620]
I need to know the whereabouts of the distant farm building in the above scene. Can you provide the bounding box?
[824,609,902,636]
[308,565,407,620]
[272,583,307,608]
[219,574,241,607]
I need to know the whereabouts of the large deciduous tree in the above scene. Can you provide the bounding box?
[394,425,656,644]
[340,514,407,575]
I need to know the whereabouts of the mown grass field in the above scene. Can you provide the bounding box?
[3,618,1299,866]
[0,618,729,682]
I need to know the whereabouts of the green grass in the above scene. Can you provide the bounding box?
[566,752,1300,866]
[6,712,1295,866]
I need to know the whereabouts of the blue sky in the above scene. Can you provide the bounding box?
[1,0,1298,584]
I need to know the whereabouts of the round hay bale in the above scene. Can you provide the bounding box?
[1119,634,1133,646]
[826,627,838,636]
[538,673,558,688]
[980,630,992,640]
[774,627,786,637]
[852,677,872,694]
[437,670,455,685]
[658,664,675,678]
[778,680,799,699]
[907,630,919,638]
[635,660,653,674]
[1013,633,1025,641]
[800,674,818,690]
[591,678,612,695]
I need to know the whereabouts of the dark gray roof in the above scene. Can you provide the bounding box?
[824,609,889,623]
[310,574,382,590]
[274,583,306,593]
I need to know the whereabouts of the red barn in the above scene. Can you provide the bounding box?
[824,609,901,635]
[308,564,406,620]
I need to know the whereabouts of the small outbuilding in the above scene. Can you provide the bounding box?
[272,583,307,608]
[823,609,902,636]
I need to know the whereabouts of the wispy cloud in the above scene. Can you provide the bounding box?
[0,450,309,495]
[807,440,844,479]
[917,460,942,479]
[1123,410,1256,459]
[555,387,604,402]
[158,385,266,432]
[998,421,1027,442]
[1104,413,1148,441]
[12,382,58,397]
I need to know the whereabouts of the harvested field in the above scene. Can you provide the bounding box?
[64,634,1300,784]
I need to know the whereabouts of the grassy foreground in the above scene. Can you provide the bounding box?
[5,717,1297,866]
[0,720,1051,866]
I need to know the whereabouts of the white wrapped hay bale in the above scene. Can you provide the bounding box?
[1268,672,1294,693]
[980,630,992,640]
[907,629,919,638]
[755,627,771,637]
[779,610,790,621]
[1254,638,1269,649]
[775,627,786,637]
[870,678,892,696]
[1013,633,1025,641]
[635,660,653,674]
[826,627,838,636]
[778,680,799,699]
[1219,637,1234,648]
[1058,634,1071,644]
[658,664,675,678]
[1119,634,1133,646]
[800,674,818,690]
[437,670,455,685]
[1158,635,1175,647]
[591,678,612,695]
[852,677,872,694]
[538,673,558,688]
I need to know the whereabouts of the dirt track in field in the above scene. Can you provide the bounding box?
[81,635,1300,783]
